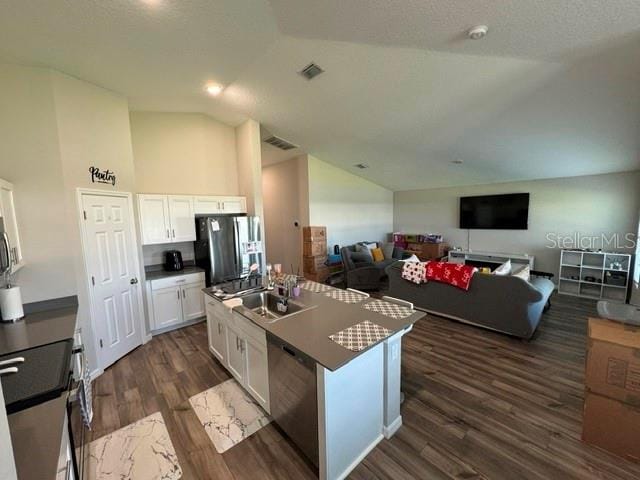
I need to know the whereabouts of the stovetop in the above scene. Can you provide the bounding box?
[0,338,73,414]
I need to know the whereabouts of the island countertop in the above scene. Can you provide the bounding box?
[204,283,425,371]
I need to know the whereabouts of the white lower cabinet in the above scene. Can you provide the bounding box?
[146,272,206,332]
[205,294,270,413]
[226,325,246,384]
[244,335,270,409]
[206,300,228,364]
[151,286,183,329]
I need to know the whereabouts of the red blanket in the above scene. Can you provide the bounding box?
[425,261,478,291]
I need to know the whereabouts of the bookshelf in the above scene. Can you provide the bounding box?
[558,250,631,302]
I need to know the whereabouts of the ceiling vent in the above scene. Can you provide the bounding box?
[354,163,369,169]
[263,135,298,151]
[299,62,324,80]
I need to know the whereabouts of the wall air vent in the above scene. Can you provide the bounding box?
[263,135,298,151]
[299,62,324,80]
[354,163,369,169]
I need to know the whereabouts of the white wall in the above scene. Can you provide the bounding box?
[142,242,194,267]
[0,64,76,302]
[0,64,141,373]
[308,156,393,249]
[262,156,308,273]
[130,111,238,195]
[394,171,640,278]
[52,71,140,373]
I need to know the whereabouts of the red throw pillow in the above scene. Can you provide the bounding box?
[425,261,477,291]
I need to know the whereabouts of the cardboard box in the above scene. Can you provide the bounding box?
[303,226,327,242]
[303,241,327,257]
[582,392,640,463]
[586,318,640,404]
[305,266,329,283]
[303,255,327,273]
[405,243,449,261]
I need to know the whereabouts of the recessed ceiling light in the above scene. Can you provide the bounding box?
[205,84,224,96]
[467,25,489,40]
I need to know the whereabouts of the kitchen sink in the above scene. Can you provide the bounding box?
[240,292,309,322]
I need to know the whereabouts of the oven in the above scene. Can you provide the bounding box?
[64,329,92,480]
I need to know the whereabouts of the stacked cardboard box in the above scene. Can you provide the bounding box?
[582,317,640,463]
[302,226,329,282]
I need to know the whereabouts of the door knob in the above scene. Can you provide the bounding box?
[130,278,139,285]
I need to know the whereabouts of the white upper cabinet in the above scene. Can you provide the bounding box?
[138,194,171,245]
[0,179,24,273]
[167,196,196,242]
[139,194,246,245]
[193,196,247,215]
[194,196,222,215]
[219,196,247,214]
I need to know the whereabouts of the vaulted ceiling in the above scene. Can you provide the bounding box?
[1,0,639,190]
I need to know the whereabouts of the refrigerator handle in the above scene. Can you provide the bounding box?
[233,218,242,274]
[0,232,12,275]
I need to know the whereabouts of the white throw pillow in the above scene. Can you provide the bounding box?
[493,260,511,276]
[512,265,531,282]
[401,254,420,263]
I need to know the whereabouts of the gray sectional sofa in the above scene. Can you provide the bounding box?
[386,261,554,339]
[341,244,404,290]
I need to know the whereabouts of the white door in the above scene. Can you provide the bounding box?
[0,180,23,272]
[244,336,270,412]
[181,282,205,321]
[168,196,196,242]
[152,286,183,329]
[226,326,245,384]
[138,194,171,245]
[82,193,143,369]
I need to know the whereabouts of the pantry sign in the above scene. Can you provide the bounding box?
[89,166,116,186]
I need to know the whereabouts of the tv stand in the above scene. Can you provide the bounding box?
[448,250,534,270]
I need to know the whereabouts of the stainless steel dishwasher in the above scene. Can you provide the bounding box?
[267,332,318,466]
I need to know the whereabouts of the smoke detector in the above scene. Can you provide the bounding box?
[299,62,325,80]
[467,25,489,40]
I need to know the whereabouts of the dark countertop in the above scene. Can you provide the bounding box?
[145,265,205,281]
[204,284,425,371]
[1,301,78,480]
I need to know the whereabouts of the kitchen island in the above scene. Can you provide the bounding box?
[203,282,425,480]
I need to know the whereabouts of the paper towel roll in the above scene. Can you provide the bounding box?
[0,286,24,322]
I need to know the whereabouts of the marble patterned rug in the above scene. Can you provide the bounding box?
[189,379,271,453]
[84,412,182,480]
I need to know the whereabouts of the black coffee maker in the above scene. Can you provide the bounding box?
[164,250,184,272]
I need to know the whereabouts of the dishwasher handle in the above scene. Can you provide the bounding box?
[282,345,297,357]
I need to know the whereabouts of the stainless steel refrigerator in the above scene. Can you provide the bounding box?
[194,215,263,286]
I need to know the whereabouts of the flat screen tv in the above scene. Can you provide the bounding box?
[459,193,530,230]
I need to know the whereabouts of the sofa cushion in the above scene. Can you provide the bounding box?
[381,242,395,259]
[351,251,373,264]
[374,258,395,270]
[355,243,375,261]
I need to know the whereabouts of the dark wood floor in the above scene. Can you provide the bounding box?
[90,295,640,479]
